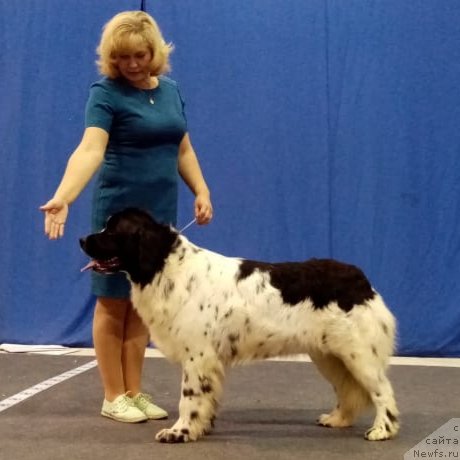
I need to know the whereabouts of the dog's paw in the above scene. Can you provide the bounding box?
[364,421,399,441]
[155,428,193,443]
[317,411,352,428]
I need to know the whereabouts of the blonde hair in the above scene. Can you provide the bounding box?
[96,11,173,78]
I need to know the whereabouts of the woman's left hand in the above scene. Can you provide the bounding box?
[194,193,213,225]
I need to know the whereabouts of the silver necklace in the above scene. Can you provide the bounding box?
[136,84,155,105]
[143,78,158,105]
[136,87,155,104]
[145,90,155,105]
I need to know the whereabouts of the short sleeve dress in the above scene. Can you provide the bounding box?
[85,76,187,298]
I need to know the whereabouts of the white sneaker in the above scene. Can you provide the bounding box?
[101,394,148,423]
[132,393,168,420]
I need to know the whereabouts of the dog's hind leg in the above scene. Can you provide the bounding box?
[155,356,225,443]
[339,352,399,441]
[310,351,371,428]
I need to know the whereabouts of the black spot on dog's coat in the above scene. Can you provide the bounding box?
[199,376,213,394]
[228,333,239,343]
[231,346,238,358]
[163,279,175,298]
[201,383,212,393]
[381,322,389,336]
[236,259,375,312]
[386,409,398,423]
[186,275,196,293]
[256,281,265,294]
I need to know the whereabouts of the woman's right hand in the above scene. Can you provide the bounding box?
[39,198,69,240]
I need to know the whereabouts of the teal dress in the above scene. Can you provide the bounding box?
[85,76,187,298]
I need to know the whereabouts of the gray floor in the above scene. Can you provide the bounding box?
[1,354,459,460]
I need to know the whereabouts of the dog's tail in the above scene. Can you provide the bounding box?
[335,362,373,419]
[310,352,372,424]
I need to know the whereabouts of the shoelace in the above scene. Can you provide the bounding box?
[134,393,152,409]
[114,394,134,411]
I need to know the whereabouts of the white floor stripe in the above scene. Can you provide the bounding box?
[0,359,97,413]
[64,348,460,367]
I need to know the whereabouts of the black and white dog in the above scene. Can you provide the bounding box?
[80,208,399,443]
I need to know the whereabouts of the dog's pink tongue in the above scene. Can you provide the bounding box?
[80,260,97,272]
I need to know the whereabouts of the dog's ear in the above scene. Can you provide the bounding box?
[116,231,149,283]
[122,224,176,286]
[133,229,169,283]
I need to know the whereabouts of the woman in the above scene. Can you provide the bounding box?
[40,11,213,423]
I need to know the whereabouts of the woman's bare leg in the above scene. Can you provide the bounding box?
[93,296,130,401]
[122,303,149,395]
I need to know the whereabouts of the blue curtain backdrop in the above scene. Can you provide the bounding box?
[1,0,459,356]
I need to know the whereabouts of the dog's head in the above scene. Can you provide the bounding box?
[80,208,178,287]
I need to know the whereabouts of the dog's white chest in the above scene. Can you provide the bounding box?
[131,284,187,361]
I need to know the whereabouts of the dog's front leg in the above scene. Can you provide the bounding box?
[155,357,225,443]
